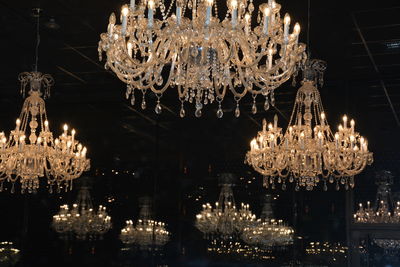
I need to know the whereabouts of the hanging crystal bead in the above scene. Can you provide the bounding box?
[234,104,240,118]
[180,105,186,118]
[264,98,270,111]
[195,108,202,118]
[251,102,257,114]
[155,103,162,114]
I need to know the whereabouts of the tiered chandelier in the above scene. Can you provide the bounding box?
[242,195,294,247]
[246,59,373,191]
[195,178,256,239]
[98,0,306,117]
[52,186,112,240]
[120,199,169,249]
[0,11,90,193]
[354,170,400,224]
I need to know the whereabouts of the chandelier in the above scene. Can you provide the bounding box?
[52,186,112,240]
[0,10,90,194]
[245,59,373,191]
[354,170,400,224]
[373,239,400,251]
[242,195,294,247]
[98,0,306,117]
[120,199,169,249]
[195,178,256,239]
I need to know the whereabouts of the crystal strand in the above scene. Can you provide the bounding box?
[234,101,240,118]
[179,101,186,118]
[251,95,257,114]
[216,101,223,118]
[141,92,147,110]
[270,91,275,106]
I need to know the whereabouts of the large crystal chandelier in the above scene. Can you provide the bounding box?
[120,199,169,249]
[245,59,373,191]
[0,11,90,194]
[52,186,112,240]
[354,170,400,224]
[195,177,256,239]
[98,0,306,117]
[242,194,294,247]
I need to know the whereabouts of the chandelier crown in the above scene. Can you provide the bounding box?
[98,0,306,117]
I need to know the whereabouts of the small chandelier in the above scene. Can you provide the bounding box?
[245,59,373,191]
[242,195,294,247]
[0,10,90,194]
[195,177,256,239]
[354,170,400,224]
[120,198,169,249]
[52,186,112,240]
[98,0,306,117]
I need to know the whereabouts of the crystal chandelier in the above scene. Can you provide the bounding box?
[120,199,169,249]
[98,0,306,117]
[245,59,373,191]
[354,170,400,224]
[195,178,256,239]
[373,239,400,251]
[242,194,294,247]
[0,10,90,194]
[52,186,112,240]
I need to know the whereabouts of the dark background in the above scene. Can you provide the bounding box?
[0,0,400,266]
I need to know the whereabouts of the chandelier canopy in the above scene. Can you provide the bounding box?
[120,199,169,249]
[245,59,373,191]
[195,180,256,239]
[52,186,112,240]
[354,170,400,224]
[98,0,306,117]
[242,194,294,248]
[0,72,90,193]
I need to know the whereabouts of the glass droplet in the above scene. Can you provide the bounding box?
[323,183,328,191]
[335,183,340,191]
[270,93,275,106]
[251,103,257,114]
[329,176,334,183]
[234,106,240,118]
[130,95,135,106]
[282,183,286,191]
[141,100,147,110]
[289,176,294,183]
[155,103,162,114]
[216,108,223,119]
[264,99,270,111]
[195,109,202,118]
[295,184,300,191]
[179,107,186,118]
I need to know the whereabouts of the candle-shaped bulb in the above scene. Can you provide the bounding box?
[121,6,129,16]
[148,0,155,9]
[148,0,155,28]
[274,114,278,128]
[231,0,238,9]
[294,22,300,34]
[343,115,348,125]
[245,13,251,23]
[262,7,270,34]
[130,0,135,9]
[262,119,267,131]
[284,13,291,25]
[71,129,76,136]
[16,119,21,127]
[334,133,339,140]
[268,123,273,130]
[63,124,68,132]
[44,120,49,128]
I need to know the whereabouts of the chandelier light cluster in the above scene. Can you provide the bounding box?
[246,59,373,191]
[242,195,293,248]
[120,200,169,249]
[52,186,111,240]
[354,171,400,224]
[98,0,306,117]
[195,182,256,239]
[0,72,90,194]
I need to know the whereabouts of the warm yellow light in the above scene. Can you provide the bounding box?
[121,6,129,16]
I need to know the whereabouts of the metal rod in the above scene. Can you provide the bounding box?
[352,13,400,127]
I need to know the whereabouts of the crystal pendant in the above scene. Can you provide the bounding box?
[216,108,223,119]
[282,183,286,191]
[195,108,202,118]
[323,182,328,191]
[264,99,270,111]
[270,92,276,106]
[234,106,240,118]
[251,103,257,114]
[141,99,147,110]
[155,103,162,114]
[130,95,135,106]
[179,107,186,118]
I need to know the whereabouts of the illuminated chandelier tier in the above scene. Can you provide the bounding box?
[52,186,112,240]
[195,181,256,239]
[246,59,373,191]
[120,200,169,249]
[242,195,294,247]
[98,0,306,117]
[354,170,400,224]
[0,72,90,193]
